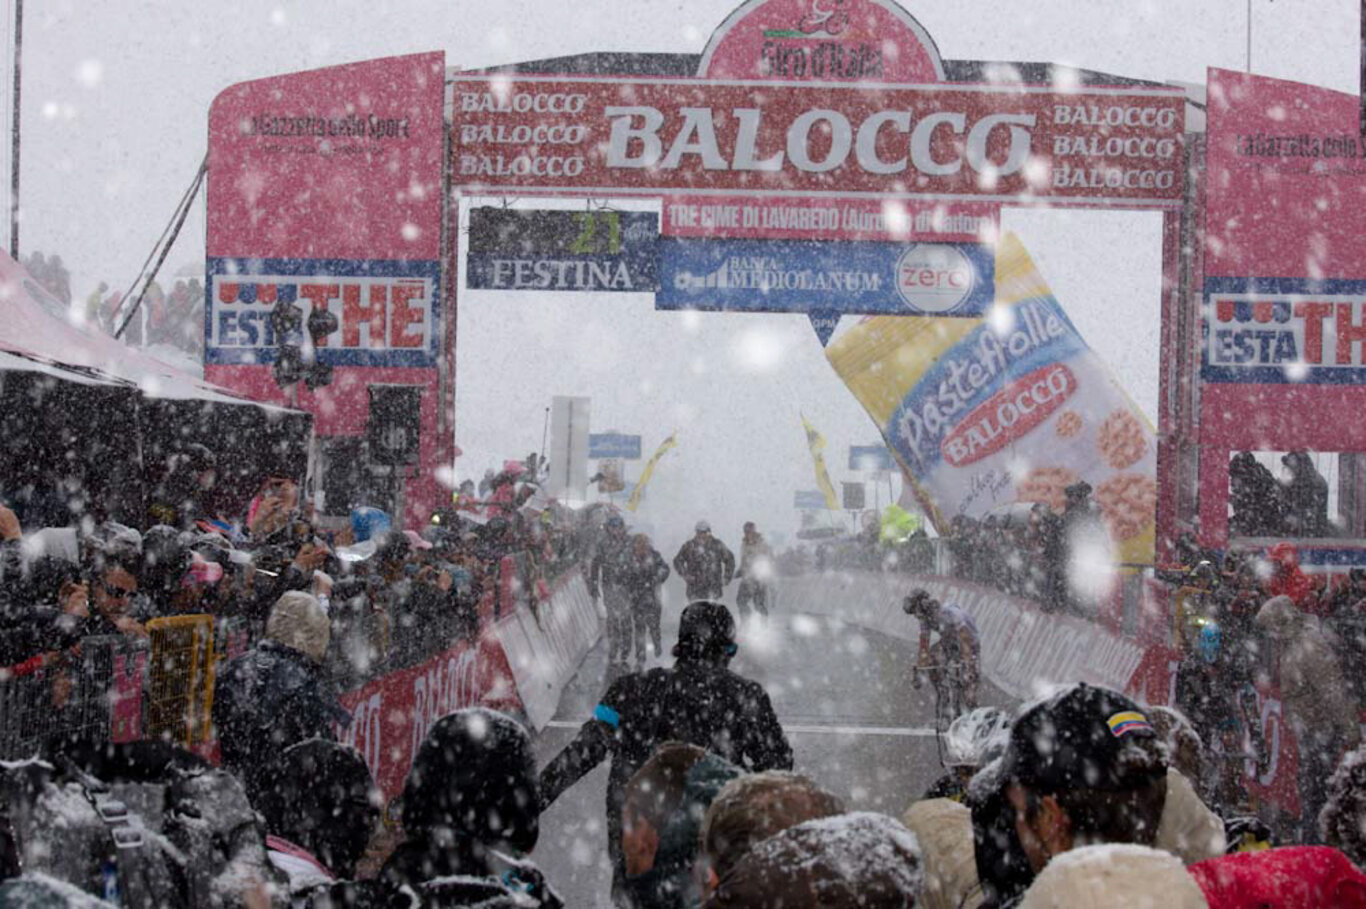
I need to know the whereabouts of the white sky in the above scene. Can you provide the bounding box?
[10,0,1358,547]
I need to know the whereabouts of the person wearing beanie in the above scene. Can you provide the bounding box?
[376,708,563,907]
[1019,843,1209,908]
[701,812,921,909]
[212,591,348,804]
[673,522,736,602]
[540,601,792,904]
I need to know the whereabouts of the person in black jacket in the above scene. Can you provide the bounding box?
[589,513,635,676]
[672,522,735,602]
[212,591,348,805]
[539,601,793,905]
[621,533,670,669]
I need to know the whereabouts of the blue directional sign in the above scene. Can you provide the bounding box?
[657,238,994,317]
[589,433,643,460]
[793,490,831,510]
[849,445,895,471]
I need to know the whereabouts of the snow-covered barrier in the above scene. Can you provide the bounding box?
[770,572,1146,700]
[336,571,601,799]
[493,571,602,730]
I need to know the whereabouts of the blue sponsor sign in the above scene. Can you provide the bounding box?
[206,257,440,368]
[656,238,994,317]
[849,445,895,471]
[794,490,830,510]
[1202,276,1366,385]
[589,433,643,460]
[466,208,659,293]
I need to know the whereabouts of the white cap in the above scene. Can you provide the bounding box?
[695,520,711,533]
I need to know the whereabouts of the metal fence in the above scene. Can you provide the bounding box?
[0,617,231,760]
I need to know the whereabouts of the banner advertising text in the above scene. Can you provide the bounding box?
[827,233,1158,564]
[466,208,659,292]
[451,76,1185,207]
[206,257,440,368]
[657,238,995,316]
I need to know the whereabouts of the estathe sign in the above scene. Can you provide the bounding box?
[1203,277,1366,383]
[450,76,1185,207]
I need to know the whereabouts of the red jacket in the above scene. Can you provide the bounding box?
[1188,846,1366,908]
[1266,542,1314,609]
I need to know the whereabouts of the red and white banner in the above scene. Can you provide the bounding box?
[451,76,1185,207]
[337,635,522,801]
[661,194,998,242]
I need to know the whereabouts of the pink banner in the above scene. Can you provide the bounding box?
[1204,68,1366,281]
[207,52,445,262]
[451,76,1185,207]
[1197,70,1366,543]
[661,195,997,242]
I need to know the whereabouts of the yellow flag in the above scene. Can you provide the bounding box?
[626,432,677,512]
[800,415,840,510]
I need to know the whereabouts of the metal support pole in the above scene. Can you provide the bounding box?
[9,0,20,258]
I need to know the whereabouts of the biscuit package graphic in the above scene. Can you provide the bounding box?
[826,233,1157,565]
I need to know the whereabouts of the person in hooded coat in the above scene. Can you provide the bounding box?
[256,739,381,895]
[212,591,349,805]
[701,812,921,909]
[375,708,562,908]
[539,601,792,905]
[1255,594,1361,841]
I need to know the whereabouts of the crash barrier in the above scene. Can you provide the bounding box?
[338,572,602,800]
[492,572,601,730]
[769,571,1147,700]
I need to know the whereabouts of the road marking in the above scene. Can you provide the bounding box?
[544,720,939,737]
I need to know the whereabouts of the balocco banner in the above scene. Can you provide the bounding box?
[827,233,1159,565]
[451,76,1185,206]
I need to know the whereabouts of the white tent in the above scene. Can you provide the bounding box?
[0,250,292,411]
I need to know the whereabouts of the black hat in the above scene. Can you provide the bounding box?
[673,601,736,660]
[1003,684,1166,795]
[401,708,540,853]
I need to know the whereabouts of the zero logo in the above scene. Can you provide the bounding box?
[895,244,977,314]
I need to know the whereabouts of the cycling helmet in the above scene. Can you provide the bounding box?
[942,706,1012,768]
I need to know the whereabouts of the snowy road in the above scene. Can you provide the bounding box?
[530,575,1011,906]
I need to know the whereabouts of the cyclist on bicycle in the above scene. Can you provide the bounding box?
[903,588,982,712]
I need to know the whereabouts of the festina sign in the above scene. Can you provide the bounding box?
[465,208,660,292]
[450,76,1186,207]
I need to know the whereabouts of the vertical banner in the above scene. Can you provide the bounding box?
[1199,68,1366,543]
[205,52,448,525]
[827,234,1158,564]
